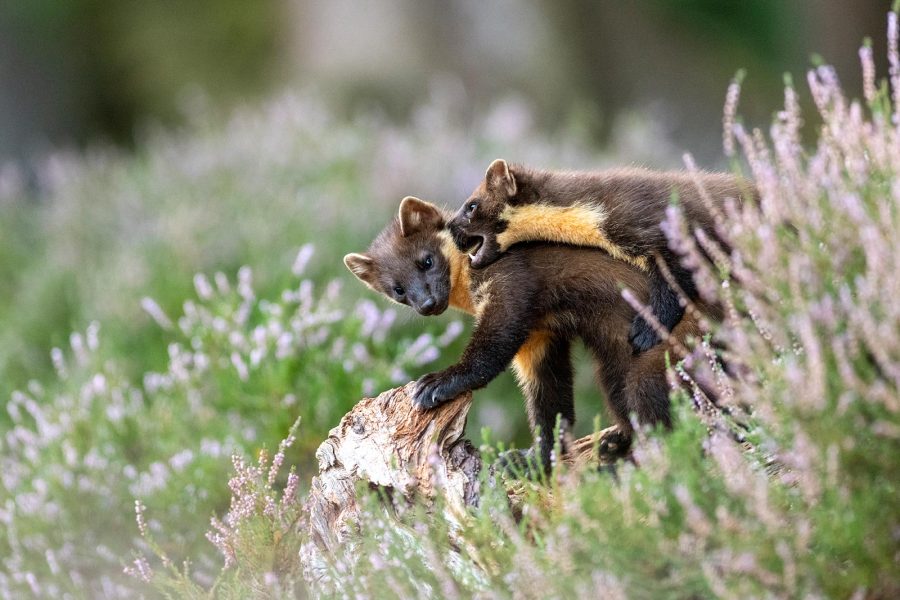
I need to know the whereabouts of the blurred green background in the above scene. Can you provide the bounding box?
[1,0,891,166]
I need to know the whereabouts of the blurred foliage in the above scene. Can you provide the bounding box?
[1,0,281,151]
[650,0,785,61]
[1,1,889,162]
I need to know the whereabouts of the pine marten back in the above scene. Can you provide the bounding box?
[447,159,755,353]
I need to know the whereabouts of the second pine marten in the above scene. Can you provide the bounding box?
[448,159,753,352]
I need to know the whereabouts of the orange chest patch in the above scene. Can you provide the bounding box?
[439,231,476,314]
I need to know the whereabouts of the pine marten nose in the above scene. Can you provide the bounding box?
[420,297,436,313]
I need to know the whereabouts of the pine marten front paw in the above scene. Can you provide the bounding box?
[628,317,662,353]
[412,370,463,410]
[598,428,632,458]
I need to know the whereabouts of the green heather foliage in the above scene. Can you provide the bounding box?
[3,11,900,599]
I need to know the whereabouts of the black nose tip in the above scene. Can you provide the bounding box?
[420,297,436,313]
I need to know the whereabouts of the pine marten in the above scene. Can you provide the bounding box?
[344,197,713,471]
[448,159,753,353]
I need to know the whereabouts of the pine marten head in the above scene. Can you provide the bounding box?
[344,197,469,316]
[448,158,520,269]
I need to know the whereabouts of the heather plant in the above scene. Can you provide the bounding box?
[127,419,306,599]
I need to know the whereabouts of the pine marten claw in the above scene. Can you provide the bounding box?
[412,371,458,411]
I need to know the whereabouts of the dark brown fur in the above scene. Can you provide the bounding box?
[448,160,754,352]
[345,198,710,471]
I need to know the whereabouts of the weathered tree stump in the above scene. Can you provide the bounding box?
[299,382,478,583]
[299,381,623,585]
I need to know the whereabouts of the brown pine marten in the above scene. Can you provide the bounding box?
[448,159,753,353]
[344,197,712,471]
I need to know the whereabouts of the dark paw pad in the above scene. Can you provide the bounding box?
[628,318,661,353]
[598,429,632,458]
[411,371,458,411]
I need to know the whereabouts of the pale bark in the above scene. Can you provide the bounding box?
[299,381,621,584]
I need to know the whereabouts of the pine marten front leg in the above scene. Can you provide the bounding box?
[412,278,539,410]
[509,329,576,473]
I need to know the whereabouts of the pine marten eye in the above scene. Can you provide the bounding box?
[393,284,405,296]
[465,201,478,216]
[420,255,433,270]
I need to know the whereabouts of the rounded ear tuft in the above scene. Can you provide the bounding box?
[398,196,445,237]
[344,253,376,287]
[485,158,517,196]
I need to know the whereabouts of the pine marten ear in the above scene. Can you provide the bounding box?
[485,159,517,197]
[344,253,378,288]
[398,196,445,237]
